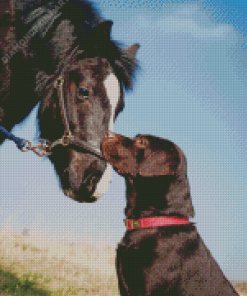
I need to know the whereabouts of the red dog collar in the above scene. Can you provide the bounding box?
[125,216,190,230]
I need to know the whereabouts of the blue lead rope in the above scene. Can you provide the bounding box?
[0,126,26,150]
[0,125,51,156]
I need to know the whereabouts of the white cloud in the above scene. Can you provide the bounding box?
[132,6,232,40]
[157,16,231,40]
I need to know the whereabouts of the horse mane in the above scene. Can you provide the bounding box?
[14,0,138,91]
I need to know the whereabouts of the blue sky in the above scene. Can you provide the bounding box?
[0,0,246,281]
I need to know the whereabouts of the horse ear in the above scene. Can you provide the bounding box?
[139,152,175,177]
[123,44,140,59]
[89,21,113,42]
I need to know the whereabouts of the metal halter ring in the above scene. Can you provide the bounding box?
[20,140,32,152]
[54,77,64,89]
[61,132,72,147]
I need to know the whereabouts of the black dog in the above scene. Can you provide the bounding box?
[102,132,238,296]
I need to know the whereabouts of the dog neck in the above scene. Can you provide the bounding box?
[124,175,195,219]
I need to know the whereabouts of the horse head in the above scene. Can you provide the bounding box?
[39,21,139,202]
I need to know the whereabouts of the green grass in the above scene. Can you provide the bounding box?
[0,228,119,295]
[0,227,245,296]
[0,269,50,296]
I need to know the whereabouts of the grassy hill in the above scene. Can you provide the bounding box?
[0,227,245,296]
[0,227,118,295]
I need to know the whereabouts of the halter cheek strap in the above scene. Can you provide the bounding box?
[37,46,104,158]
[46,77,104,159]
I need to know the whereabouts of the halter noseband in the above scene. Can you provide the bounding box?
[42,76,104,160]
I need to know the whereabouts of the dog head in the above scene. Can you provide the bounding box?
[102,132,194,217]
[102,132,186,177]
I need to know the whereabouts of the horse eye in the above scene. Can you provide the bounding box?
[77,87,89,98]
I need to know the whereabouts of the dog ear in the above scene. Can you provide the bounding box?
[139,152,175,177]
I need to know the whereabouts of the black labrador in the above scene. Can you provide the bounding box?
[101,132,238,296]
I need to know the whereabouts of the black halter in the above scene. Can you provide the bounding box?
[46,76,104,160]
[0,76,105,159]
[15,48,105,159]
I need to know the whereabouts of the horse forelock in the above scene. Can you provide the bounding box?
[15,0,138,90]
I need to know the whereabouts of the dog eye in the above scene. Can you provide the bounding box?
[77,87,89,98]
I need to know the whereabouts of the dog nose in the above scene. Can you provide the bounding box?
[106,131,115,138]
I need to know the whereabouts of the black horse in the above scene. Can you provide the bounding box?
[0,0,139,202]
